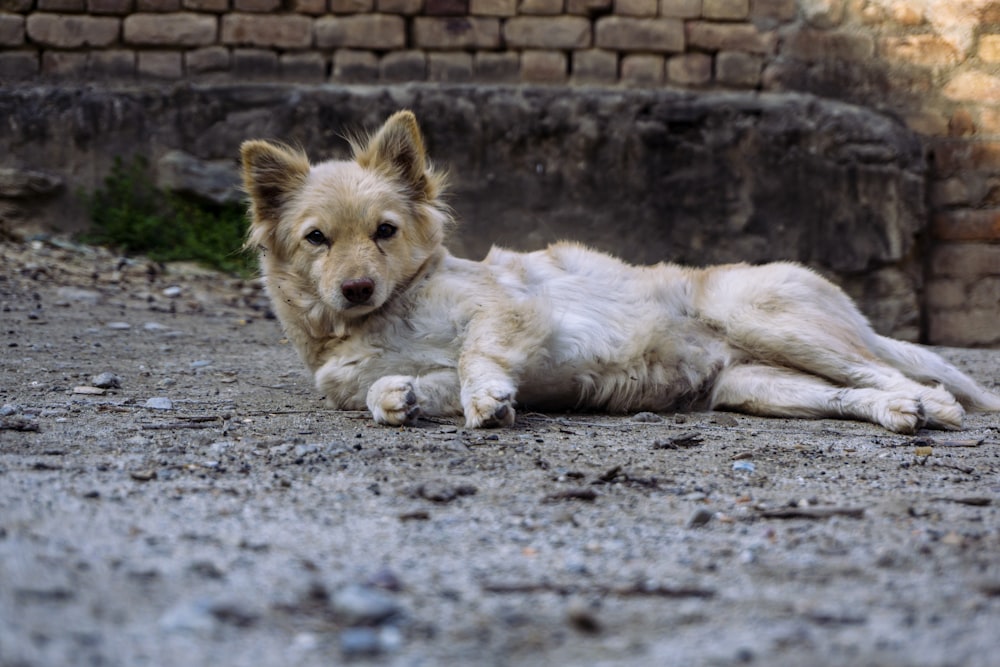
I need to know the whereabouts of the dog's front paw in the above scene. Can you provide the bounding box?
[918,385,964,430]
[463,382,516,429]
[874,393,925,434]
[367,375,420,426]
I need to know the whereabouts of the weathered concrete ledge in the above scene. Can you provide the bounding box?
[0,84,926,338]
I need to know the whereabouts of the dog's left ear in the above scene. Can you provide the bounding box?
[355,110,430,199]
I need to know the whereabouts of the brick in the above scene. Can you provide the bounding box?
[136,0,180,9]
[125,12,216,46]
[222,13,312,48]
[378,0,424,13]
[470,0,515,14]
[750,0,795,21]
[428,51,473,81]
[381,50,427,81]
[474,50,519,81]
[0,51,39,81]
[595,17,683,52]
[925,278,965,310]
[0,0,34,11]
[944,71,1000,104]
[980,35,1000,63]
[520,0,562,13]
[903,110,948,137]
[331,49,378,81]
[184,0,229,11]
[89,49,135,77]
[881,35,960,69]
[520,49,565,82]
[800,0,845,28]
[566,0,610,15]
[715,50,761,86]
[932,209,1000,242]
[660,0,700,17]
[317,15,406,49]
[425,0,467,13]
[232,47,278,78]
[412,17,500,49]
[234,0,280,10]
[280,52,327,82]
[621,53,663,84]
[686,21,771,53]
[930,177,971,207]
[969,277,1000,308]
[615,0,656,16]
[138,50,181,77]
[504,16,590,49]
[782,28,874,62]
[88,0,134,13]
[39,0,85,10]
[185,45,230,73]
[291,0,328,13]
[928,308,1000,346]
[667,51,710,84]
[41,50,87,76]
[948,109,975,137]
[702,0,746,19]
[26,14,120,47]
[0,14,24,45]
[931,242,1000,277]
[571,48,617,84]
[331,0,374,11]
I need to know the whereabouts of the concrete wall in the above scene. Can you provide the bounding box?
[0,0,998,347]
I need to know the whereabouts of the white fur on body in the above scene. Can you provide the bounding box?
[241,111,1000,433]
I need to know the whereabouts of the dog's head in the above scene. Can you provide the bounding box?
[240,111,450,321]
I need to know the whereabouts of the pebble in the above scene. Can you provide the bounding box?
[73,386,106,395]
[332,584,402,626]
[145,397,174,410]
[143,322,168,331]
[55,286,101,305]
[107,322,131,330]
[90,372,121,389]
[340,627,403,657]
[687,507,714,528]
[732,460,756,473]
[0,404,18,416]
[162,286,183,298]
[632,411,662,423]
[190,360,213,369]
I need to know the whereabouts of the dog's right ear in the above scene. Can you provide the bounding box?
[240,140,310,230]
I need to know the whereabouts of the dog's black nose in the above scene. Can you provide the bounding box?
[341,278,375,304]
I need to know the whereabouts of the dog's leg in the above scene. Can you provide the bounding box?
[711,364,926,434]
[366,370,462,426]
[869,335,1000,412]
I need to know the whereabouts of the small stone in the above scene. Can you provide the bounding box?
[0,404,18,417]
[190,359,213,369]
[332,584,402,626]
[160,598,217,634]
[90,372,121,389]
[339,627,381,657]
[145,397,174,410]
[631,411,662,422]
[686,507,714,528]
[162,285,183,298]
[732,460,756,473]
[107,321,131,330]
[73,386,106,395]
[131,469,157,481]
[143,322,168,331]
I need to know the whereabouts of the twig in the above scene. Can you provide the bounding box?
[758,506,865,520]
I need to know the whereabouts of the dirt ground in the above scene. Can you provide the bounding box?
[2,238,1000,667]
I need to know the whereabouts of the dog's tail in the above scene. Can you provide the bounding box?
[870,335,1000,411]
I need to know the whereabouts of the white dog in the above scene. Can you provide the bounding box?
[241,110,1000,433]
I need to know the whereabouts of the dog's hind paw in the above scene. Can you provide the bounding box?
[464,383,516,429]
[918,385,964,430]
[367,375,420,426]
[874,394,925,434]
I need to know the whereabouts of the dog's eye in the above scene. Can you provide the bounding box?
[305,230,327,246]
[375,222,397,240]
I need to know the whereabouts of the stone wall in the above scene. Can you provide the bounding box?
[0,0,998,346]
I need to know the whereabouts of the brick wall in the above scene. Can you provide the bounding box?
[0,0,998,346]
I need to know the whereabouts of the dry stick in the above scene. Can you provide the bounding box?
[758,506,865,520]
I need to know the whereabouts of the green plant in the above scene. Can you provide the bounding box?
[83,156,255,277]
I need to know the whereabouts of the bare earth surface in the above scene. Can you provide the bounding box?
[2,238,1000,667]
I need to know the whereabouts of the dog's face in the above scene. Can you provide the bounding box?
[241,111,449,319]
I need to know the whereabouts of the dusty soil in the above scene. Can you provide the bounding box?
[2,238,1000,667]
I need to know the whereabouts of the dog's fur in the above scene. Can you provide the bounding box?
[241,110,1000,433]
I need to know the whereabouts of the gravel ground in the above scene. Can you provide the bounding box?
[2,238,1000,667]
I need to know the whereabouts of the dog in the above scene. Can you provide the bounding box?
[240,110,1000,433]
